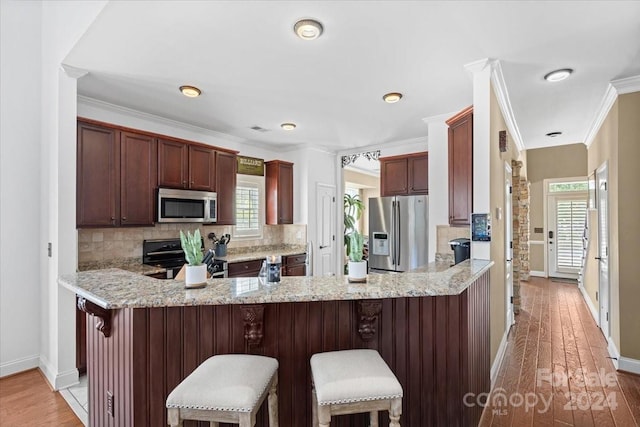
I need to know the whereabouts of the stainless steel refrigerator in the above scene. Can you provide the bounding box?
[368,195,428,272]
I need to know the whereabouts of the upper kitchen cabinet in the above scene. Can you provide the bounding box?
[446,106,473,227]
[265,160,294,225]
[158,139,216,192]
[77,121,157,228]
[215,151,237,225]
[379,151,429,197]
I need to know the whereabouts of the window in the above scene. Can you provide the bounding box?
[555,198,588,269]
[549,181,588,192]
[234,175,264,238]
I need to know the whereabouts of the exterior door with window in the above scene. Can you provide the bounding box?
[316,183,336,277]
[596,163,610,337]
[548,191,588,279]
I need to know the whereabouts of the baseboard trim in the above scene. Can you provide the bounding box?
[530,270,546,278]
[39,356,79,390]
[619,356,640,375]
[491,329,509,388]
[579,285,599,325]
[0,354,40,378]
[607,337,620,370]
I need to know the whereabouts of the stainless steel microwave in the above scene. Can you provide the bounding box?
[157,188,217,223]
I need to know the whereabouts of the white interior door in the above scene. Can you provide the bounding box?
[316,183,336,277]
[596,164,610,337]
[505,164,514,327]
[548,194,588,279]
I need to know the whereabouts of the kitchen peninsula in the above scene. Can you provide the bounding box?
[60,259,493,427]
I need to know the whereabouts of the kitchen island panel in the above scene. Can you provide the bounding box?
[85,270,490,426]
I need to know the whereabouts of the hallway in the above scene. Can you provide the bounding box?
[480,277,640,426]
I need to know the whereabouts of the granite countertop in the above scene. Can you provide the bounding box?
[217,247,307,263]
[78,259,166,276]
[59,259,493,309]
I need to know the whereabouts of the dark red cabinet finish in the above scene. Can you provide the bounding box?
[379,152,428,197]
[282,253,306,276]
[446,106,473,227]
[266,160,294,225]
[120,131,157,226]
[215,151,237,225]
[188,145,216,191]
[158,139,216,192]
[228,259,263,278]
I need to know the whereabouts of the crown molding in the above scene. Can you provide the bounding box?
[464,58,493,75]
[583,83,617,148]
[490,60,525,153]
[422,111,457,124]
[77,95,245,144]
[611,74,640,95]
[60,64,88,79]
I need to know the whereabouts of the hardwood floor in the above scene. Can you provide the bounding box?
[0,369,82,426]
[480,277,640,427]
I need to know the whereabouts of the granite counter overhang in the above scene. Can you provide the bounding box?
[59,259,493,310]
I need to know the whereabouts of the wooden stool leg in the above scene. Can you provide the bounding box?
[318,404,331,427]
[312,388,319,427]
[369,410,379,427]
[167,408,181,427]
[239,411,254,427]
[389,397,402,427]
[268,374,279,427]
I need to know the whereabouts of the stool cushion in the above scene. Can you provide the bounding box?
[166,354,278,412]
[310,349,403,405]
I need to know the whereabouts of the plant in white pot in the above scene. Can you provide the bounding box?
[347,231,367,283]
[180,229,206,288]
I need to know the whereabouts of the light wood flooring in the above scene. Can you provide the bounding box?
[0,368,82,426]
[480,277,640,426]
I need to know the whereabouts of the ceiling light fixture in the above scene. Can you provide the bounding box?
[294,19,323,40]
[179,85,201,97]
[543,68,573,82]
[281,123,297,130]
[382,92,403,103]
[546,131,562,137]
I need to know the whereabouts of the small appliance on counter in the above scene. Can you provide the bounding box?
[265,255,281,283]
[143,238,227,279]
[449,238,471,265]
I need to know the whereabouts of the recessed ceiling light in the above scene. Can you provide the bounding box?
[294,19,323,40]
[546,131,562,137]
[382,92,403,103]
[179,85,201,97]
[544,68,573,82]
[281,123,297,130]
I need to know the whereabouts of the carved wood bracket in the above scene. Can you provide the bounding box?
[240,305,265,350]
[357,300,382,341]
[77,296,112,338]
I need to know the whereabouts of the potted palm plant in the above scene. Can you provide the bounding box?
[180,229,206,288]
[347,230,367,282]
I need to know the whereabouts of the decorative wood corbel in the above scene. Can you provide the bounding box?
[77,296,112,337]
[357,300,382,341]
[240,305,265,350]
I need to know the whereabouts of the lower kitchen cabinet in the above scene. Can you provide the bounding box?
[283,253,306,276]
[228,259,263,278]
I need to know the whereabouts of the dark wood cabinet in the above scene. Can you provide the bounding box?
[228,259,263,278]
[77,122,156,228]
[215,151,237,225]
[379,152,429,197]
[75,296,86,375]
[446,106,473,227]
[265,160,294,225]
[158,139,216,192]
[188,145,216,191]
[282,253,306,276]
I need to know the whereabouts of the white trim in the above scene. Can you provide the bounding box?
[607,337,620,370]
[530,270,546,277]
[579,285,599,324]
[611,74,640,95]
[529,240,544,245]
[619,356,640,375]
[39,356,79,391]
[60,64,88,79]
[490,60,525,152]
[464,57,492,74]
[491,330,509,388]
[584,84,617,148]
[0,354,40,378]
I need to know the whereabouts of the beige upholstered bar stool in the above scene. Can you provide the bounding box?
[310,349,403,427]
[166,354,279,427]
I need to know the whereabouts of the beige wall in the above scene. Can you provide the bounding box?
[489,85,526,363]
[527,144,588,247]
[530,243,545,273]
[344,169,380,235]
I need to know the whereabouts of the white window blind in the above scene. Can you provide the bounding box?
[235,177,263,238]
[556,199,587,269]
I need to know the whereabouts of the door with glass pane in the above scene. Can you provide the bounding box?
[548,195,588,278]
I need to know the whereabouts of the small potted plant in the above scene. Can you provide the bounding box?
[347,230,367,283]
[180,229,206,288]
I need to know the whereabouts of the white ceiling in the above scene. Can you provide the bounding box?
[65,1,640,152]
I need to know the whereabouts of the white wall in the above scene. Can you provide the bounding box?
[425,119,450,262]
[0,0,43,377]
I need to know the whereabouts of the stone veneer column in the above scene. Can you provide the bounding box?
[511,160,530,315]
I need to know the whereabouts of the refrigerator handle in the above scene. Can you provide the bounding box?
[396,201,401,265]
[391,201,396,265]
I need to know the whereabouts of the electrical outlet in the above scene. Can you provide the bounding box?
[107,391,114,417]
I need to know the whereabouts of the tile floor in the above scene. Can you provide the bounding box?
[60,374,88,426]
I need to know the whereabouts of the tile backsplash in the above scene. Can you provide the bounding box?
[78,224,307,264]
[436,225,470,257]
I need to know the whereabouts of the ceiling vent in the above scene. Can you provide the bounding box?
[250,126,269,133]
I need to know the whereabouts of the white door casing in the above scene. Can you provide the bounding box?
[316,183,336,277]
[596,163,610,338]
[505,163,514,327]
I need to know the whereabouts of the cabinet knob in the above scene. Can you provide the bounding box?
[122,217,127,221]
[111,216,115,221]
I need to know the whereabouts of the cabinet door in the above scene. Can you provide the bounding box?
[448,112,473,226]
[215,151,237,225]
[278,162,294,224]
[77,122,119,227]
[408,153,429,194]
[283,263,306,276]
[188,145,216,191]
[158,139,188,189]
[120,132,157,226]
[228,260,263,278]
[380,158,408,196]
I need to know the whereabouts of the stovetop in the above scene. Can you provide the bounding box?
[143,238,226,273]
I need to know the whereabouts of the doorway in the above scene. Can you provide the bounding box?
[316,183,336,277]
[505,163,514,327]
[596,162,610,337]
